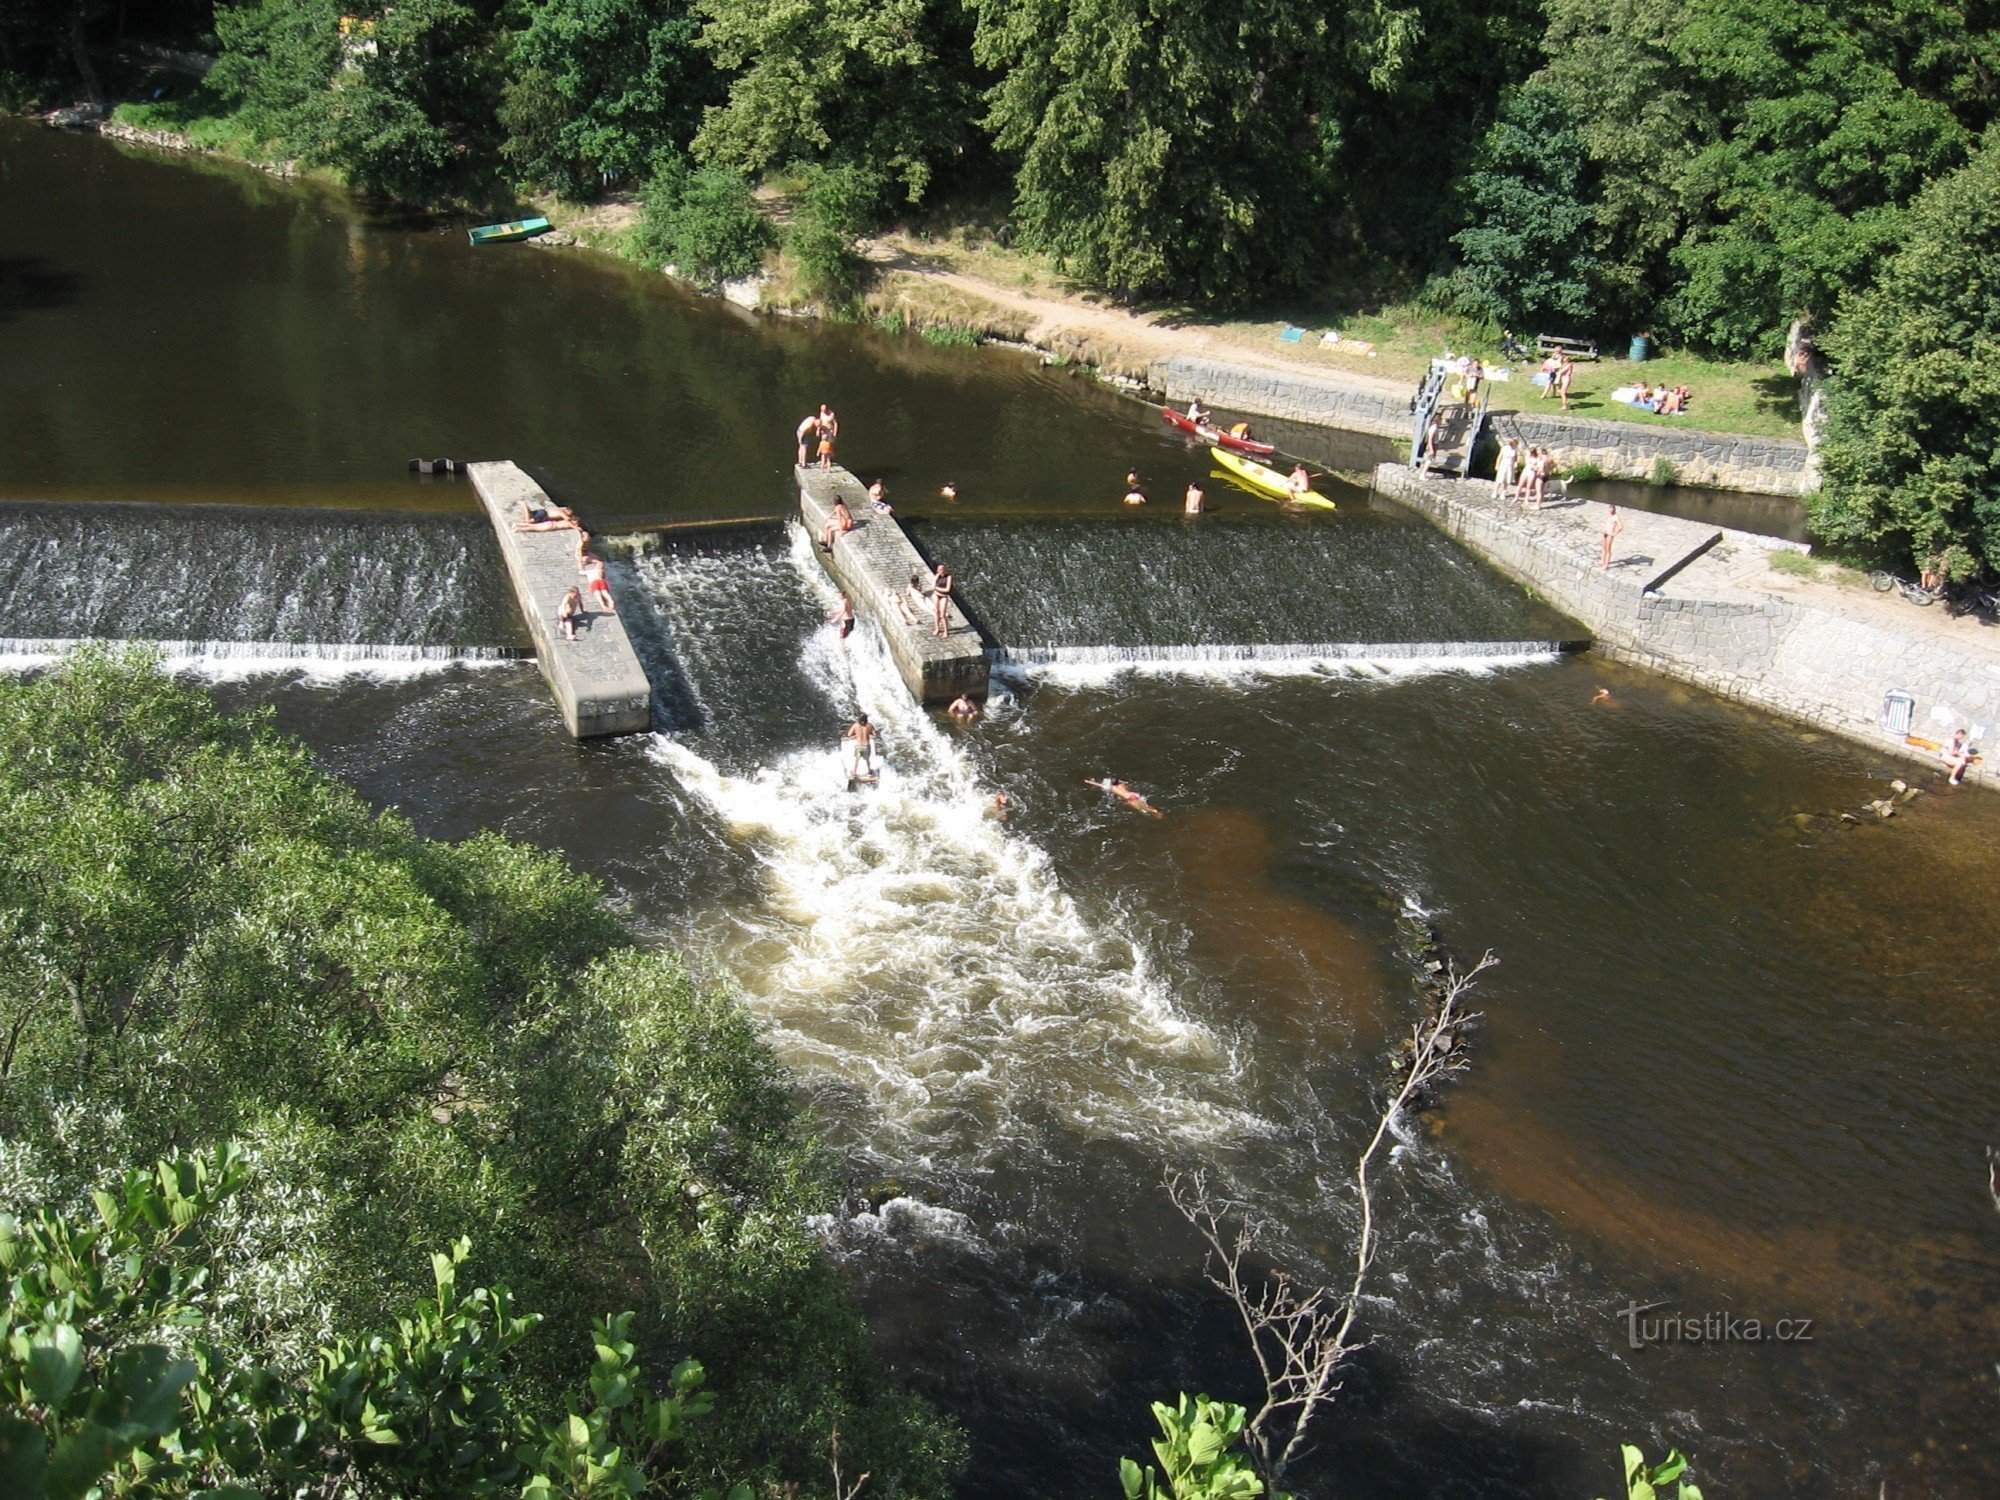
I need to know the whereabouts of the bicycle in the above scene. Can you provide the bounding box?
[1868,571,1942,606]
[1947,581,2000,618]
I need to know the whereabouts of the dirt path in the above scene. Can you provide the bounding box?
[858,238,1411,394]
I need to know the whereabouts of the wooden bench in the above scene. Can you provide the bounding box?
[1535,333,1599,361]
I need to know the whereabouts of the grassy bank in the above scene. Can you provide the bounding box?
[870,223,1807,441]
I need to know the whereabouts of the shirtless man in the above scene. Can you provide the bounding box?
[1123,483,1147,506]
[947,693,981,724]
[514,497,579,532]
[1184,481,1204,515]
[1087,777,1163,818]
[868,479,890,513]
[1285,464,1313,504]
[987,790,1012,822]
[844,713,878,782]
[830,591,855,640]
[940,482,959,503]
[795,412,820,466]
[1187,398,1210,426]
[581,553,617,613]
[819,498,855,552]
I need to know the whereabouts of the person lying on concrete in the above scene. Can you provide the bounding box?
[557,586,586,642]
[1086,777,1163,817]
[948,693,981,724]
[515,497,579,531]
[582,553,617,612]
[820,498,856,552]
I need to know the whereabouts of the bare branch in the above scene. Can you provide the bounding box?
[1165,951,1498,1488]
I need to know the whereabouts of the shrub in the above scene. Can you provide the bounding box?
[637,154,772,284]
[1648,456,1680,486]
[782,162,884,314]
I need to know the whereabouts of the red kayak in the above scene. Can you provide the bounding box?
[1160,406,1276,456]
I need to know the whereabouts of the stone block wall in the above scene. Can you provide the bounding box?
[1149,356,1412,439]
[1371,464,1998,785]
[1487,409,1811,497]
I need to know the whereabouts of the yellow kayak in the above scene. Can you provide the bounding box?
[1210,448,1336,510]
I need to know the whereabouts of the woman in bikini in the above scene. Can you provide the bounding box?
[932,563,955,637]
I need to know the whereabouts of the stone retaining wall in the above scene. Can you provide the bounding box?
[1486,408,1810,497]
[1151,355,1813,497]
[1371,464,2000,786]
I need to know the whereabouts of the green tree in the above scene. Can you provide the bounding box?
[501,0,716,195]
[971,0,1411,301]
[1433,84,1600,332]
[638,153,773,283]
[692,0,977,202]
[782,162,883,312]
[0,649,962,1497]
[1813,137,2000,579]
[207,0,343,144]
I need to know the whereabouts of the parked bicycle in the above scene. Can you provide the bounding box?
[1947,580,2000,618]
[1868,571,1943,606]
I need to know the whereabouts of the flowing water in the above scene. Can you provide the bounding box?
[4,119,1998,1497]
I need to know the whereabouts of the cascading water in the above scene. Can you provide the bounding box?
[0,502,524,674]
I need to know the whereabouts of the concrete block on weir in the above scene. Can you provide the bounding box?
[796,465,989,706]
[467,461,652,739]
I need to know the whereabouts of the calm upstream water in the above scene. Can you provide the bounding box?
[6,119,1999,1497]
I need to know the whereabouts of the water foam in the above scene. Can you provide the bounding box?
[0,636,528,682]
[988,639,1566,687]
[641,530,1267,1166]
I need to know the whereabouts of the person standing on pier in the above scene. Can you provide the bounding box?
[1493,437,1520,497]
[817,404,839,469]
[557,586,585,642]
[1599,506,1625,569]
[796,412,820,466]
[932,562,955,637]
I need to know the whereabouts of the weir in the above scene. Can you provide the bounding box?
[467,461,652,738]
[797,465,989,705]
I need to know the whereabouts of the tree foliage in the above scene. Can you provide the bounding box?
[1433,84,1599,331]
[1812,137,2000,578]
[692,0,977,202]
[501,0,716,195]
[0,649,962,1497]
[638,154,773,284]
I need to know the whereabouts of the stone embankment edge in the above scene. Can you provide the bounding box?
[1370,463,1998,788]
[1155,355,1812,499]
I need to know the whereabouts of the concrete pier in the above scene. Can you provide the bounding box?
[796,465,989,705]
[467,461,652,738]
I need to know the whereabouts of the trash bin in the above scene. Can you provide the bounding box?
[1628,332,1654,362]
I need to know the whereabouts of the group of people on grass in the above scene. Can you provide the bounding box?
[512,498,615,642]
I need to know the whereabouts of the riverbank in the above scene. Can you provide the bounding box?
[1372,463,2000,788]
[73,108,1812,494]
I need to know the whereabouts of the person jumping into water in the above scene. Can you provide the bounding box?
[1086,777,1163,817]
[844,713,878,782]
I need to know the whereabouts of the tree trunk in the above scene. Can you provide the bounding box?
[70,8,103,104]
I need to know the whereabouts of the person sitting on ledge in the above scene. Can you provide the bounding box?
[1940,727,1974,786]
[515,497,579,532]
[819,498,856,552]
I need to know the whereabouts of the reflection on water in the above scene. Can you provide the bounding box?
[4,115,1997,1499]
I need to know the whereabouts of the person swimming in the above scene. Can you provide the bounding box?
[1085,777,1163,817]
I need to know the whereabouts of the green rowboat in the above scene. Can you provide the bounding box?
[468,216,552,245]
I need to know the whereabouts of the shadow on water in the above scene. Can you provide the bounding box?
[0,255,81,320]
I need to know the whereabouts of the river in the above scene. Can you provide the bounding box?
[4,118,1997,1497]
